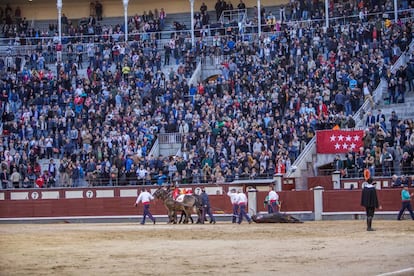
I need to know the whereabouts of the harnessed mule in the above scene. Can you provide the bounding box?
[153,188,202,224]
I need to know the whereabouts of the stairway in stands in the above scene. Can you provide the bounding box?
[287,41,414,190]
[377,91,414,130]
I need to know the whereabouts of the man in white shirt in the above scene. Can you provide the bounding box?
[44,136,54,159]
[267,186,279,214]
[136,165,148,182]
[134,188,156,224]
[227,188,238,223]
[236,190,252,224]
[252,138,263,156]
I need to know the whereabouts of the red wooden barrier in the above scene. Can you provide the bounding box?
[0,186,411,219]
[323,189,408,212]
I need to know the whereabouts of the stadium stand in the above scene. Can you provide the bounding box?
[0,0,413,189]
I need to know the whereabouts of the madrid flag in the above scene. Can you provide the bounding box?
[316,130,364,154]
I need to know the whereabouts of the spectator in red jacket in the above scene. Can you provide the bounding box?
[275,158,286,174]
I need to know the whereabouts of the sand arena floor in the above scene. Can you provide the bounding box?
[0,220,413,276]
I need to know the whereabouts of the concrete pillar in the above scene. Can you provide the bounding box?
[257,0,261,37]
[248,188,257,216]
[274,173,283,192]
[57,0,62,43]
[190,0,195,46]
[123,0,129,42]
[332,171,341,189]
[394,0,398,23]
[313,186,324,221]
[325,0,329,28]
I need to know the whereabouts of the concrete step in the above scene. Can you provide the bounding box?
[379,94,414,101]
[159,145,180,157]
[384,106,414,111]
[374,91,414,129]
[381,110,414,117]
[379,104,414,111]
[378,92,414,111]
[99,17,123,26]
[47,63,89,79]
[380,101,414,108]
[378,110,414,118]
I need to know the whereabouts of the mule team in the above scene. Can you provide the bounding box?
[134,185,253,224]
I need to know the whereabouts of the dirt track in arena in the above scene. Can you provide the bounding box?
[0,220,413,276]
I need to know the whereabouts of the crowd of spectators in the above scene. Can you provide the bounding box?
[0,3,166,49]
[0,1,414,189]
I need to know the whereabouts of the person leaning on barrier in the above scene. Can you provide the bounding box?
[227,188,238,223]
[0,166,10,189]
[267,185,280,214]
[9,168,21,189]
[391,174,402,188]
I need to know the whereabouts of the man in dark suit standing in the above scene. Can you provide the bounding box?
[376,109,385,124]
[361,178,381,231]
[0,166,10,189]
[95,0,103,21]
[365,111,375,127]
[201,188,216,224]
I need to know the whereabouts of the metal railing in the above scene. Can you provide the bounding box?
[3,171,279,189]
[188,61,202,87]
[158,133,183,144]
[285,136,315,177]
[147,137,159,158]
[219,8,247,25]
[3,8,413,56]
[353,79,386,128]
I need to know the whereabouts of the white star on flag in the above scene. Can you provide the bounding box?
[338,135,344,141]
[350,143,356,149]
[342,143,348,149]
[346,135,352,142]
[335,143,341,149]
[353,135,360,141]
[330,135,336,142]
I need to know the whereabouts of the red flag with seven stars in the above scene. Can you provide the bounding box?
[316,130,364,154]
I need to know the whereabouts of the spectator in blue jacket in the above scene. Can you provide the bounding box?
[155,170,167,186]
[397,185,414,220]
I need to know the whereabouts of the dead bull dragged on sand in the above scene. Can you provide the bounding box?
[251,213,303,223]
